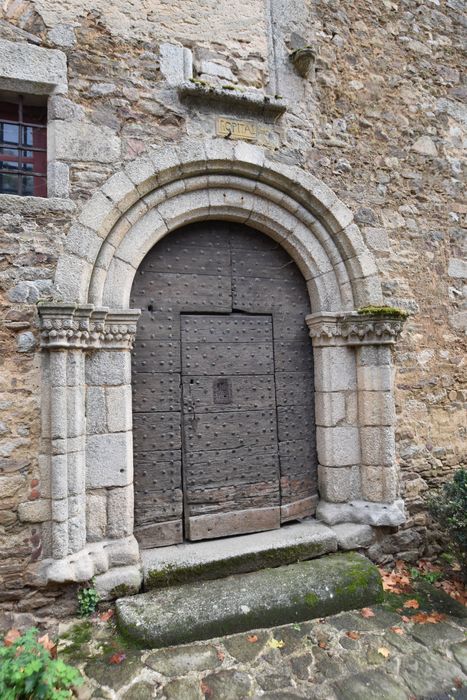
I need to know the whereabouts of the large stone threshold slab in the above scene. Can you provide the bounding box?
[117,552,383,647]
[142,520,337,590]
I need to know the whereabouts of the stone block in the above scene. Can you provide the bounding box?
[86,350,131,386]
[359,391,395,426]
[107,485,134,538]
[357,365,394,392]
[94,564,142,601]
[55,253,92,303]
[361,465,398,502]
[102,258,136,307]
[106,535,140,566]
[50,454,68,499]
[318,465,361,502]
[313,346,357,392]
[332,523,375,549]
[363,227,390,253]
[160,43,192,86]
[51,120,121,163]
[77,190,120,235]
[86,432,133,488]
[360,426,396,466]
[47,161,69,198]
[18,499,51,523]
[316,499,406,527]
[86,386,107,434]
[67,386,85,437]
[357,345,392,367]
[101,171,138,211]
[316,426,360,466]
[448,258,467,279]
[51,498,68,522]
[64,223,103,263]
[315,392,346,426]
[0,38,67,94]
[106,385,132,433]
[67,451,86,497]
[86,491,107,542]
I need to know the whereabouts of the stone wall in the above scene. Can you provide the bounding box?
[0,0,465,615]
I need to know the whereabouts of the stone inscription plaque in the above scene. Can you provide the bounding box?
[215,117,280,148]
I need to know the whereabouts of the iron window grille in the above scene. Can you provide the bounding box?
[0,95,47,197]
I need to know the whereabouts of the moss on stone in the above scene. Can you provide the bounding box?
[111,583,134,598]
[145,541,327,590]
[304,592,319,608]
[357,305,409,319]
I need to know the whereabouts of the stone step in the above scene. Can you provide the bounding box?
[117,551,383,648]
[142,520,338,590]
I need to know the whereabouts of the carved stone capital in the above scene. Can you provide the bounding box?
[38,303,141,351]
[306,312,406,347]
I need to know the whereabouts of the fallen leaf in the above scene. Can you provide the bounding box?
[99,609,114,622]
[3,629,21,647]
[201,680,213,697]
[346,631,360,640]
[361,608,375,618]
[390,626,405,635]
[38,634,58,659]
[454,677,464,689]
[401,616,410,623]
[411,611,445,624]
[378,646,390,658]
[247,634,258,643]
[216,649,225,662]
[403,599,420,609]
[318,640,328,649]
[267,638,285,649]
[109,652,126,664]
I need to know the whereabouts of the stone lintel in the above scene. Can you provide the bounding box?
[177,81,287,117]
[306,312,406,347]
[38,303,141,350]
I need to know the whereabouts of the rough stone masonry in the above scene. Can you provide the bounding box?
[0,0,465,617]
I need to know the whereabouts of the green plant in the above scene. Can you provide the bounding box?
[427,468,467,578]
[0,628,82,700]
[77,580,100,617]
[410,567,443,584]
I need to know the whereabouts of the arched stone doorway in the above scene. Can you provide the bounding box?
[33,138,406,593]
[130,221,318,548]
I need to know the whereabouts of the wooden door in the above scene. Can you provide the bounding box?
[181,314,280,540]
[131,222,318,549]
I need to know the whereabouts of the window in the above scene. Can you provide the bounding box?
[0,94,47,197]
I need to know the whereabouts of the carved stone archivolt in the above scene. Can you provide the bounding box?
[306,312,406,347]
[38,303,140,350]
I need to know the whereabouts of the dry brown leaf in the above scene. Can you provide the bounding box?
[109,652,126,664]
[99,609,114,622]
[216,649,225,662]
[247,634,258,643]
[390,626,405,635]
[454,677,464,689]
[403,599,420,609]
[346,631,360,640]
[201,680,213,697]
[37,633,58,659]
[401,615,410,623]
[361,607,375,618]
[318,640,328,649]
[411,611,445,624]
[378,646,390,658]
[3,629,21,647]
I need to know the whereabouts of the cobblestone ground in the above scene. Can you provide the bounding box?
[61,602,467,700]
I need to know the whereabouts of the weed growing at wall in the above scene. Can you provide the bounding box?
[77,580,100,617]
[427,468,467,578]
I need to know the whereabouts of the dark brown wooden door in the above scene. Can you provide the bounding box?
[181,314,280,540]
[131,222,318,549]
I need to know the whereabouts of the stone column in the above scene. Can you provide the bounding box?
[38,303,91,558]
[307,311,406,527]
[37,304,140,570]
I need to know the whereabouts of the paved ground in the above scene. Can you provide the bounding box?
[61,598,467,700]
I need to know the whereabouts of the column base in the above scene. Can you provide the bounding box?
[316,499,405,527]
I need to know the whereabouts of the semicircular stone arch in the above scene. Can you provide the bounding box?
[55,137,384,313]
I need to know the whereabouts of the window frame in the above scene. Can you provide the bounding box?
[0,94,47,197]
